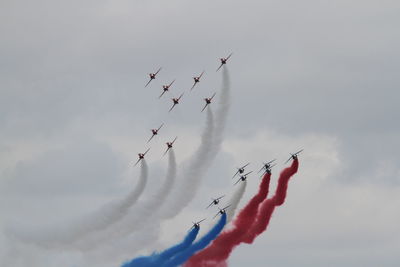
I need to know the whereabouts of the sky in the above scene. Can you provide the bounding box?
[0,0,399,266]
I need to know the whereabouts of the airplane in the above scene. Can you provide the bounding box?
[216,53,233,72]
[164,137,178,155]
[258,159,277,173]
[232,163,250,178]
[191,218,206,229]
[134,148,150,166]
[147,123,164,143]
[206,195,225,209]
[259,163,276,177]
[234,171,253,185]
[285,149,304,164]
[201,93,216,112]
[169,93,184,112]
[190,71,204,90]
[213,204,231,219]
[159,80,175,98]
[145,67,162,87]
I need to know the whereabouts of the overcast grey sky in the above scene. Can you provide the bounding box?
[1,0,399,266]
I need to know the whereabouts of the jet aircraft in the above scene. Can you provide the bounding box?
[216,53,233,72]
[145,67,161,87]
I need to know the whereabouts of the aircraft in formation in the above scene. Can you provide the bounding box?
[191,219,206,229]
[145,67,162,87]
[164,137,178,156]
[285,149,303,164]
[216,53,233,72]
[147,123,164,143]
[190,71,205,90]
[169,93,184,112]
[159,80,175,98]
[234,171,253,185]
[134,148,150,166]
[140,56,304,223]
[206,195,225,209]
[232,163,250,178]
[201,93,216,112]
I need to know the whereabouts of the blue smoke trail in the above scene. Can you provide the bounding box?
[121,227,199,267]
[161,213,227,267]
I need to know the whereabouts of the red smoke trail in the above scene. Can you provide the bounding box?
[243,158,298,244]
[185,159,299,267]
[184,173,271,266]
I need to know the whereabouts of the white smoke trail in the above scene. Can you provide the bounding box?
[72,149,177,250]
[80,108,217,265]
[8,160,148,248]
[159,107,215,219]
[159,66,231,219]
[226,180,247,224]
[84,67,232,264]
[212,66,231,153]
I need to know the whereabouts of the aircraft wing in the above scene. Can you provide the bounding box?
[171,137,177,144]
[241,163,250,169]
[258,165,265,173]
[213,212,221,219]
[226,53,233,60]
[169,103,177,112]
[244,171,253,176]
[201,103,209,112]
[285,156,293,164]
[155,67,162,75]
[159,90,167,98]
[134,158,141,166]
[294,149,304,155]
[147,134,155,143]
[232,169,240,179]
[223,204,231,210]
[266,159,276,165]
[163,147,170,156]
[145,79,152,87]
[216,63,223,72]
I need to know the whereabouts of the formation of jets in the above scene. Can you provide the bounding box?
[135,54,234,167]
[138,54,303,230]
